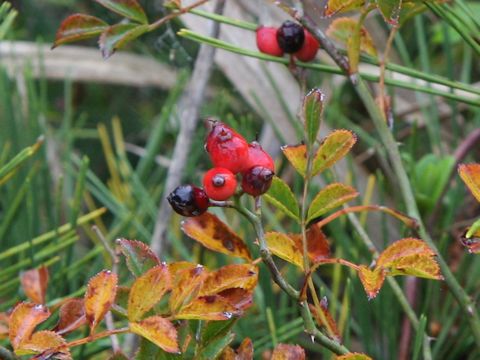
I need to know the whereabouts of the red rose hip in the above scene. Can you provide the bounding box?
[256,26,284,57]
[294,30,319,62]
[241,141,275,172]
[167,185,209,216]
[241,166,274,196]
[205,121,249,174]
[203,167,237,201]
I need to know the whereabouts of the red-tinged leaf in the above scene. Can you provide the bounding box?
[53,14,108,48]
[220,347,236,360]
[336,353,373,360]
[116,239,160,277]
[181,213,252,261]
[312,130,357,176]
[21,266,49,304]
[307,183,358,222]
[271,343,306,360]
[281,144,307,177]
[376,238,442,279]
[130,316,179,354]
[54,298,86,335]
[94,0,148,24]
[358,265,386,299]
[376,0,403,26]
[168,261,198,276]
[289,226,331,263]
[236,337,254,360]
[459,163,480,203]
[304,89,325,148]
[265,232,304,269]
[84,270,118,334]
[264,176,301,222]
[99,23,149,59]
[308,302,341,341]
[18,331,70,358]
[305,225,330,261]
[175,295,241,321]
[460,230,480,254]
[326,18,377,57]
[199,264,258,296]
[324,0,366,17]
[218,288,254,310]
[9,302,50,350]
[170,266,208,314]
[0,312,9,340]
[128,264,171,322]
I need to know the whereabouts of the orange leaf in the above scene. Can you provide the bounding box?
[0,312,9,340]
[220,347,236,360]
[336,353,373,360]
[307,183,358,222]
[265,232,304,269]
[326,18,377,56]
[128,264,171,322]
[19,331,70,358]
[236,337,253,359]
[281,144,307,177]
[358,265,386,299]
[84,270,118,334]
[459,163,480,203]
[306,225,330,261]
[54,298,86,335]
[181,213,252,261]
[169,266,208,314]
[9,303,50,350]
[271,343,305,360]
[312,130,357,176]
[130,316,179,354]
[168,261,198,276]
[200,264,258,296]
[175,295,241,321]
[377,238,442,279]
[117,239,161,277]
[21,266,49,304]
[309,301,341,341]
[217,288,254,310]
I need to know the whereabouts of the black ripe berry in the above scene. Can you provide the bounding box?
[242,166,274,196]
[167,185,209,217]
[277,21,305,54]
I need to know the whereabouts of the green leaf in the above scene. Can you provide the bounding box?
[99,23,149,59]
[52,14,108,48]
[326,18,377,57]
[376,0,403,26]
[304,88,325,148]
[312,130,357,176]
[264,176,300,222]
[197,332,235,360]
[324,0,365,17]
[95,0,148,24]
[116,239,160,277]
[200,319,237,348]
[307,183,359,223]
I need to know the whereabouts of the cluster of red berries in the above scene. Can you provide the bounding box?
[256,20,320,62]
[168,121,275,217]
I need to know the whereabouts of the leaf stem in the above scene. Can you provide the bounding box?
[148,0,210,32]
[287,8,480,347]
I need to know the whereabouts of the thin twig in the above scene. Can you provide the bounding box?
[148,0,210,32]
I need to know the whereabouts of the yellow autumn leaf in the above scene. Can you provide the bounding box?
[358,265,386,300]
[130,316,179,354]
[459,163,480,203]
[9,302,50,350]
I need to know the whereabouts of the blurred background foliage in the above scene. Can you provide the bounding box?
[0,0,479,359]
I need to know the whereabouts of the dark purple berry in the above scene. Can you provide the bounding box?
[241,166,274,196]
[276,21,305,54]
[167,185,209,217]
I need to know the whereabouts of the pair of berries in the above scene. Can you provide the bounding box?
[168,121,275,217]
[256,20,320,62]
